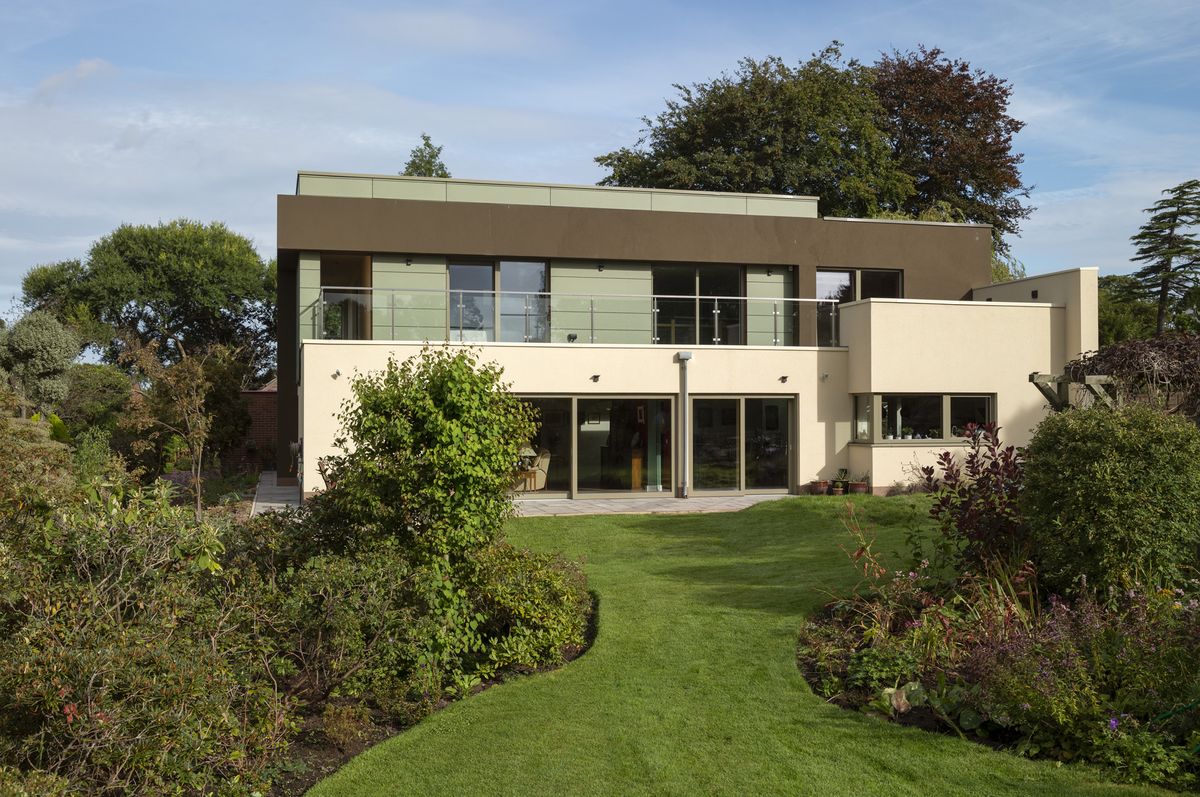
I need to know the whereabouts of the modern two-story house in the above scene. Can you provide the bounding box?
[276,171,1097,498]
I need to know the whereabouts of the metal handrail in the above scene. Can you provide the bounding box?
[319,285,836,305]
[317,286,840,346]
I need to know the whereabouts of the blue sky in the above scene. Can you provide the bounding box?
[2,0,1198,318]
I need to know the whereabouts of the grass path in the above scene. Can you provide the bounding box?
[309,497,1163,796]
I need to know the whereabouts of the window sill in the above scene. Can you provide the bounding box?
[849,439,971,447]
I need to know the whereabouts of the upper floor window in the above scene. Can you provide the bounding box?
[816,268,903,346]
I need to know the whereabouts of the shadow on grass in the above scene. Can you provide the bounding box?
[614,496,931,617]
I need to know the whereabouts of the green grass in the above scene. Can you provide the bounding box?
[309,496,1164,796]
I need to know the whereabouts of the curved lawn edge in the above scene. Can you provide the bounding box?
[307,498,1167,796]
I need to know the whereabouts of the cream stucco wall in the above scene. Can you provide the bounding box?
[839,296,1069,490]
[299,342,852,493]
[972,267,1099,362]
[298,283,1090,497]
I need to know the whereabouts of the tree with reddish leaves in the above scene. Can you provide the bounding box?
[874,46,1032,249]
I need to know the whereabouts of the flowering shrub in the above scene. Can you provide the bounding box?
[797,477,1200,790]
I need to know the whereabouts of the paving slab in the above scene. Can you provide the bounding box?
[251,471,301,516]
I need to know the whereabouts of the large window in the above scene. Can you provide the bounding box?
[745,398,789,489]
[853,393,994,442]
[450,260,550,343]
[577,399,672,492]
[816,268,903,346]
[516,397,570,493]
[449,262,495,342]
[694,399,739,489]
[692,396,792,492]
[652,265,745,345]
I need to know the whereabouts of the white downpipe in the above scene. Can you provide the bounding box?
[677,351,693,497]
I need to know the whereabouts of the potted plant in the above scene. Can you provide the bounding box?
[901,426,913,440]
[848,473,869,494]
[832,468,850,494]
[810,478,830,495]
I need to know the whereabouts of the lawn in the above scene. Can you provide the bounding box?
[309,496,1164,796]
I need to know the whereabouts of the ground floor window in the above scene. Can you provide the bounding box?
[692,396,792,492]
[577,398,672,492]
[517,394,793,496]
[516,397,571,493]
[854,393,995,442]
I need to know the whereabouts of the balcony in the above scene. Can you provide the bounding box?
[317,287,843,347]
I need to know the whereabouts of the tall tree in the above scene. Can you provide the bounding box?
[21,220,274,378]
[0,311,78,418]
[403,133,451,178]
[595,45,914,218]
[873,46,1031,248]
[1129,179,1200,335]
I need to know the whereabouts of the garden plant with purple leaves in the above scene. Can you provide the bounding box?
[797,409,1200,790]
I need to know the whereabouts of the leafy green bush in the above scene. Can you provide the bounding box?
[0,766,72,797]
[322,347,537,561]
[469,541,591,675]
[1023,405,1200,592]
[964,588,1200,788]
[0,485,292,795]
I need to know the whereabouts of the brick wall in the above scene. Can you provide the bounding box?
[228,387,278,472]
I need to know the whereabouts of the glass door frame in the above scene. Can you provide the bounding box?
[688,395,795,495]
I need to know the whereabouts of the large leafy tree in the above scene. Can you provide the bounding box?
[21,220,275,379]
[1129,179,1200,335]
[595,45,914,218]
[403,132,451,178]
[873,46,1031,248]
[0,311,79,418]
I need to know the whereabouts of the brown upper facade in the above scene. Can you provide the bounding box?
[277,173,993,302]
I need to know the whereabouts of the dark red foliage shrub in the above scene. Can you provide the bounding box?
[921,423,1027,570]
[1066,333,1200,419]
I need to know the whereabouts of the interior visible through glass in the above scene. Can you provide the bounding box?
[577,399,672,492]
[950,395,992,435]
[449,263,495,341]
[746,398,790,489]
[516,397,570,493]
[653,265,697,344]
[816,270,854,346]
[881,394,942,439]
[693,399,739,489]
[499,261,548,343]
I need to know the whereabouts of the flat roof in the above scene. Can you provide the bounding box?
[294,171,821,220]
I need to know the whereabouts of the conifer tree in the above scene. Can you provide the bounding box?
[1130,179,1200,335]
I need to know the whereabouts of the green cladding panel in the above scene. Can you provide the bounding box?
[298,252,322,341]
[372,255,448,341]
[745,266,796,346]
[549,260,653,344]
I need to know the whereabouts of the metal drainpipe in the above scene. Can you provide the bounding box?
[677,351,693,498]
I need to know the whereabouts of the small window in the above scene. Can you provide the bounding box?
[860,269,902,299]
[950,396,992,436]
[854,395,872,441]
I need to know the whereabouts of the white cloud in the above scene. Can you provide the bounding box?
[33,57,114,101]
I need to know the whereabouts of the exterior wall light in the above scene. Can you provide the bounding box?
[590,374,600,382]
[779,375,788,383]
[332,369,342,380]
[598,262,605,272]
[405,257,413,267]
